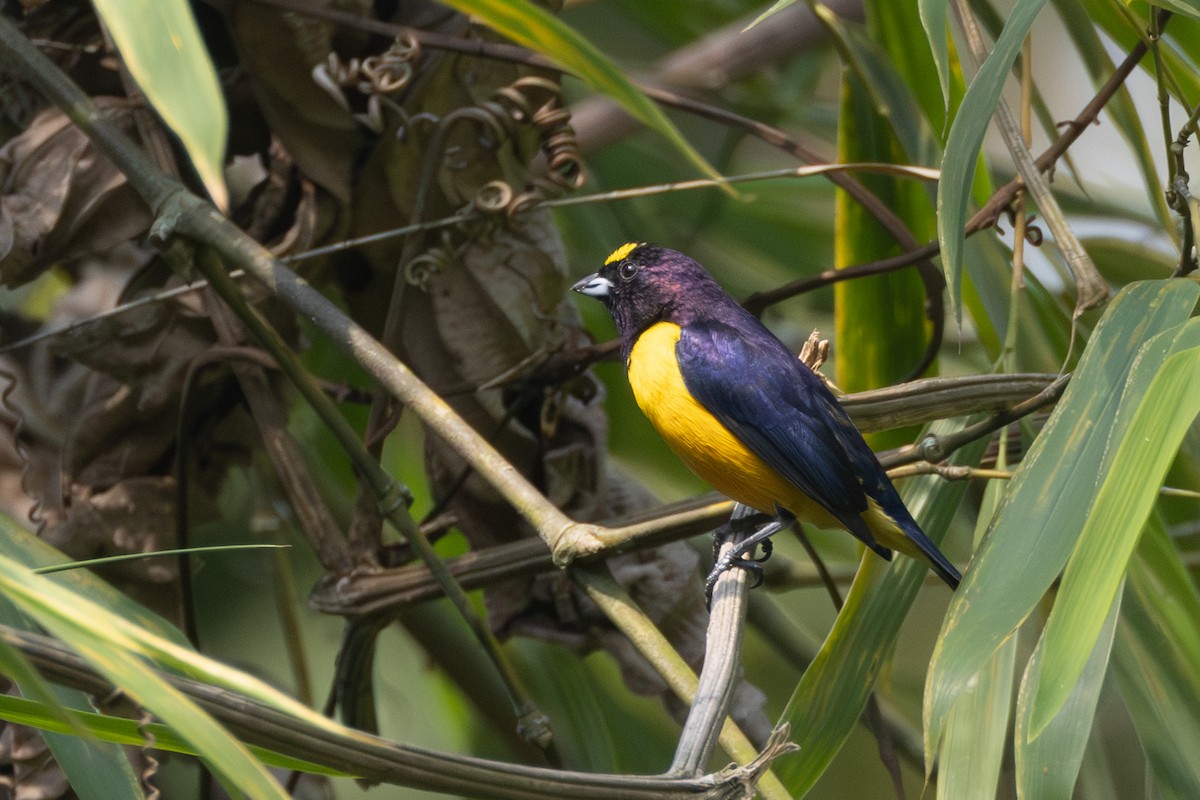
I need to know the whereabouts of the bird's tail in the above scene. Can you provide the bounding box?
[865,501,961,589]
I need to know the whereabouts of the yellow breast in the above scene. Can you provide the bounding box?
[627,322,839,528]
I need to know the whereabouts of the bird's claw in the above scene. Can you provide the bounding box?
[705,508,792,608]
[704,552,766,606]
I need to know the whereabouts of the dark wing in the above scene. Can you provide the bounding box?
[675,319,891,557]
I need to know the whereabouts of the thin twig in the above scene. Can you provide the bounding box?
[951,0,1108,318]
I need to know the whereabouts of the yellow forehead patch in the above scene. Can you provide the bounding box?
[605,242,644,265]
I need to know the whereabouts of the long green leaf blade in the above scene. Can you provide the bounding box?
[774,419,986,794]
[924,280,1200,762]
[938,637,1016,800]
[1030,332,1200,733]
[918,0,951,111]
[0,553,289,799]
[438,0,725,190]
[0,694,346,776]
[938,0,1048,320]
[91,0,228,208]
[1015,591,1121,800]
[936,475,1014,800]
[1110,515,1200,799]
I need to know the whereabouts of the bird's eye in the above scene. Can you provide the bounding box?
[618,261,639,281]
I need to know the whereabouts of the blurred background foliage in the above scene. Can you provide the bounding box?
[1,0,1199,798]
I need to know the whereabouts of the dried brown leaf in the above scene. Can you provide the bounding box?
[0,100,150,287]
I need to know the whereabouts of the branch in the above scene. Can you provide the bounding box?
[0,16,613,565]
[744,20,1157,313]
[309,373,1065,613]
[0,624,740,799]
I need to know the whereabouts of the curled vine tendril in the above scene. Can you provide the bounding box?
[311,35,422,132]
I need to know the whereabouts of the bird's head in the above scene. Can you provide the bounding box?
[572,242,723,338]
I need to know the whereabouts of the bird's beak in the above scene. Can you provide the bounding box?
[572,273,612,298]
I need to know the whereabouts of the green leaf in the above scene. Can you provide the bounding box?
[0,514,351,737]
[833,69,932,423]
[818,4,940,165]
[0,609,143,800]
[0,553,290,799]
[745,0,798,31]
[0,513,188,644]
[936,474,1014,800]
[1030,326,1200,733]
[774,418,987,794]
[438,0,726,191]
[0,694,346,776]
[938,637,1016,799]
[924,280,1200,762]
[1014,591,1121,799]
[1143,0,1200,18]
[918,0,951,111]
[938,0,1048,322]
[91,0,228,209]
[1112,517,1200,799]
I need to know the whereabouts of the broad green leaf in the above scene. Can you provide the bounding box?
[938,0,1048,321]
[91,0,228,209]
[1030,328,1200,733]
[868,0,950,135]
[1014,591,1121,800]
[1125,516,1200,693]
[0,694,346,776]
[438,0,726,191]
[0,516,355,737]
[0,553,289,799]
[774,419,987,795]
[924,280,1199,762]
[1112,517,1200,799]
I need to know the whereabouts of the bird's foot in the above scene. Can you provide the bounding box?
[705,509,792,607]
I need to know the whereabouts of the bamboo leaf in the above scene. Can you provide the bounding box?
[0,514,189,645]
[774,419,987,794]
[0,694,346,776]
[1015,591,1121,799]
[1029,331,1200,733]
[1143,0,1200,19]
[833,68,931,431]
[936,475,1014,800]
[0,553,290,799]
[938,0,1048,321]
[745,0,798,30]
[1112,516,1200,798]
[91,0,228,209]
[939,637,1016,799]
[924,280,1200,763]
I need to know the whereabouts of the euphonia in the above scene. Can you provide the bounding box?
[573,243,960,589]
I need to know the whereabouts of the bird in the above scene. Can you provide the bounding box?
[572,242,961,590]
